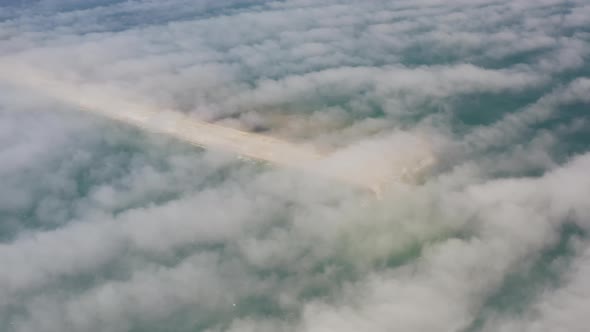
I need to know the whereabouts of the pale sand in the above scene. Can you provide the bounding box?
[0,63,435,195]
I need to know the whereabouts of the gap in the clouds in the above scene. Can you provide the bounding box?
[453,77,589,179]
[400,44,464,67]
[7,0,272,36]
[464,222,586,332]
[482,49,554,71]
[40,0,128,13]
[537,101,590,162]
[450,89,548,130]
[83,0,269,35]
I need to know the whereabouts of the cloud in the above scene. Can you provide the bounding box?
[0,0,589,331]
[292,153,590,332]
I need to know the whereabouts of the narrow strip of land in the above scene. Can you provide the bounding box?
[0,63,435,195]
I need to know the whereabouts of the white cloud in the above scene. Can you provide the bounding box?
[0,0,589,331]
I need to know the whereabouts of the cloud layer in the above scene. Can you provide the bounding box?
[0,0,589,331]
